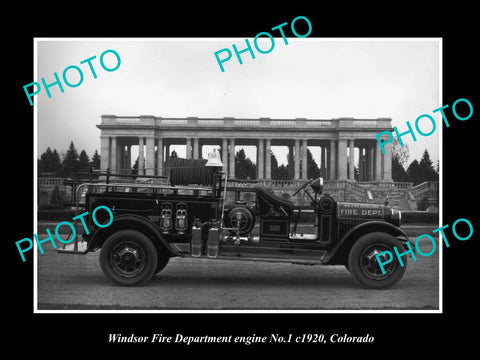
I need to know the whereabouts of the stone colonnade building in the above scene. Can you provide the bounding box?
[97,115,393,182]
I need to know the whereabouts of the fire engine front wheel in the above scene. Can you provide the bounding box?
[100,230,158,286]
[348,232,407,289]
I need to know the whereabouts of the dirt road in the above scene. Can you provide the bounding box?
[36,230,439,311]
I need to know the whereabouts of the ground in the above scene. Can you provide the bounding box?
[35,224,439,311]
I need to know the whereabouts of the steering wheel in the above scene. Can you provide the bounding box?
[292,178,316,196]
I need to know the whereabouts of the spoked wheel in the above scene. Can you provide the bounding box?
[100,230,157,286]
[231,211,250,232]
[348,232,407,289]
[225,206,255,235]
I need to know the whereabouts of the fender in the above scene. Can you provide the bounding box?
[323,220,410,264]
[87,213,180,256]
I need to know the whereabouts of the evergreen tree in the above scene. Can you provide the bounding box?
[286,148,294,179]
[62,141,80,176]
[270,152,279,179]
[270,152,289,180]
[271,151,279,173]
[51,149,62,175]
[392,155,409,182]
[78,150,90,173]
[306,149,320,179]
[38,147,62,176]
[92,149,101,169]
[406,159,422,185]
[419,149,438,181]
[235,149,256,179]
[132,157,139,175]
[277,164,289,179]
[39,147,53,174]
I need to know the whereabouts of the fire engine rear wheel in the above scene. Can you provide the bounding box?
[100,230,158,286]
[348,232,407,289]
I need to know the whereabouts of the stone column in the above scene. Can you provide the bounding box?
[337,139,348,180]
[165,143,170,162]
[126,145,132,174]
[348,139,355,180]
[325,146,329,179]
[156,138,163,176]
[361,147,367,181]
[294,139,300,180]
[229,138,235,178]
[383,141,393,181]
[146,137,155,175]
[301,139,308,179]
[359,147,364,181]
[186,138,192,159]
[367,145,374,181]
[265,138,271,179]
[286,145,292,179]
[138,137,145,175]
[118,143,125,174]
[110,136,117,173]
[320,146,326,178]
[324,146,328,174]
[100,136,110,171]
[375,143,382,180]
[363,148,368,180]
[193,138,199,159]
[222,138,228,170]
[329,140,336,180]
[257,138,264,179]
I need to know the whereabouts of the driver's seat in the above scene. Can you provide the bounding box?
[254,187,294,218]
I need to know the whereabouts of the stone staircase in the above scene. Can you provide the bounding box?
[252,180,439,211]
[326,181,438,210]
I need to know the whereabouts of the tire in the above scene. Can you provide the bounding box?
[155,249,170,274]
[348,232,407,289]
[224,206,255,235]
[100,230,158,286]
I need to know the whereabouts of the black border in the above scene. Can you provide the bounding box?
[7,5,479,353]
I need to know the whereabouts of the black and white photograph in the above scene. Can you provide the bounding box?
[33,37,441,312]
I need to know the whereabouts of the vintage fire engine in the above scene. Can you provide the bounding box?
[58,151,410,289]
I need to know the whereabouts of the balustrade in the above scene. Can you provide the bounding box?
[411,181,439,196]
[38,178,65,186]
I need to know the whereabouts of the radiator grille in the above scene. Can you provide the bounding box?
[338,220,359,238]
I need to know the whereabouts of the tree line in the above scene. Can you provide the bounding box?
[391,139,438,185]
[38,141,100,177]
[233,148,322,180]
[38,140,438,186]
[234,144,438,186]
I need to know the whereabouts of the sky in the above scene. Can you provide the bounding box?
[35,38,441,168]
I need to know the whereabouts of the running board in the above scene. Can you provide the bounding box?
[183,254,326,265]
[174,241,329,265]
